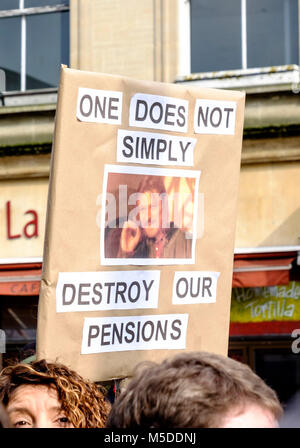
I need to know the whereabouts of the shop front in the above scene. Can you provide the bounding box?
[229,250,300,405]
[0,178,46,367]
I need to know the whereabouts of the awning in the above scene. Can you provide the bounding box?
[0,263,42,296]
[232,252,296,288]
[0,253,297,294]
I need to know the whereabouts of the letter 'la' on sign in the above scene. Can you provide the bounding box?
[36,66,245,382]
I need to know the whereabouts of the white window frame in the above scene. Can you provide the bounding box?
[0,1,69,92]
[178,0,300,76]
[177,0,191,76]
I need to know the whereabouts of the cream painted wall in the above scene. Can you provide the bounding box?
[235,161,300,248]
[70,0,179,82]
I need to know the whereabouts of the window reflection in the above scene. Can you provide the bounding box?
[191,0,242,73]
[247,0,299,67]
[26,11,69,89]
[0,17,21,91]
[190,0,299,72]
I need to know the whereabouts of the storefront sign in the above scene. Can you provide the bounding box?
[231,282,300,322]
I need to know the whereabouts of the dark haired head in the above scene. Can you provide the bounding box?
[106,351,282,428]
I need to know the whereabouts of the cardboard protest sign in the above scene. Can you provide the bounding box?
[36,67,245,382]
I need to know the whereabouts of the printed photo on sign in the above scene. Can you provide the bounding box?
[101,165,201,265]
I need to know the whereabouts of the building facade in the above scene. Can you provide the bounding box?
[0,0,300,406]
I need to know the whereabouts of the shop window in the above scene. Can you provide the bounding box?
[0,295,38,367]
[254,347,300,405]
[0,0,69,92]
[190,0,299,73]
[229,341,300,409]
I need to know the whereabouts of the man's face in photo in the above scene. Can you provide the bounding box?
[138,190,163,239]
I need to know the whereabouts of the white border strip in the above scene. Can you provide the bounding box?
[101,164,200,179]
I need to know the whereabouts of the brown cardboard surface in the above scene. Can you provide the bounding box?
[37,67,245,381]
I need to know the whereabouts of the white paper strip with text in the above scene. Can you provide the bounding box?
[194,99,237,135]
[56,271,160,312]
[81,314,189,354]
[117,129,196,166]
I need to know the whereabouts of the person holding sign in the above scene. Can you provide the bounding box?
[105,174,192,260]
[0,359,109,428]
[106,351,282,428]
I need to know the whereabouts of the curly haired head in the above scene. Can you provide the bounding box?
[0,359,108,428]
[106,351,283,428]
